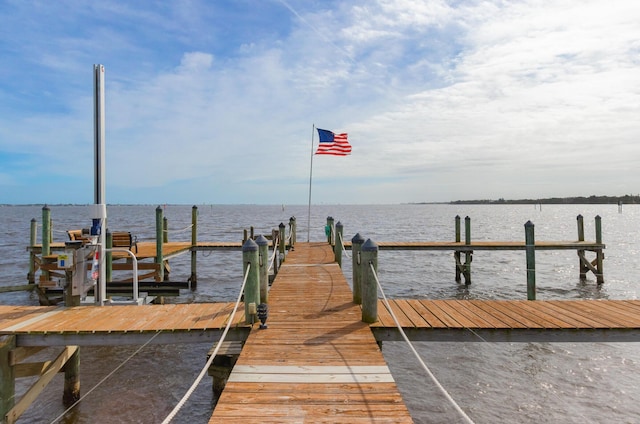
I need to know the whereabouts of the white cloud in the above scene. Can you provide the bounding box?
[1,0,639,204]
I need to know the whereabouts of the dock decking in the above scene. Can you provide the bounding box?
[3,241,640,422]
[209,242,413,423]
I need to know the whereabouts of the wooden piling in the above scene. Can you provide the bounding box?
[464,216,471,284]
[42,206,51,281]
[289,216,296,249]
[351,233,365,305]
[326,216,334,244]
[62,347,80,407]
[106,231,113,283]
[155,206,164,281]
[334,221,343,267]
[28,219,37,284]
[242,239,260,325]
[361,239,379,324]
[454,215,461,282]
[256,235,269,304]
[525,220,536,300]
[0,335,16,422]
[595,215,604,284]
[278,223,286,261]
[190,205,198,289]
[577,214,587,279]
[271,228,280,276]
[163,217,168,244]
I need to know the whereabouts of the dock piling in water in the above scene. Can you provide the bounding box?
[155,206,164,281]
[361,239,379,324]
[256,235,269,305]
[242,239,260,325]
[351,233,365,305]
[190,205,198,289]
[525,220,536,300]
[334,221,343,267]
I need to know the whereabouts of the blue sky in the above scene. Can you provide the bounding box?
[1,0,639,205]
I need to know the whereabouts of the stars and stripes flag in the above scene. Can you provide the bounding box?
[315,128,351,156]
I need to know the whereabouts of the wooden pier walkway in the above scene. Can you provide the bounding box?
[210,242,413,423]
[4,241,640,422]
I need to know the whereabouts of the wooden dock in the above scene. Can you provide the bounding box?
[210,242,413,423]
[3,241,640,422]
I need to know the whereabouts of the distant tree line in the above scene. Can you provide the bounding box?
[449,194,640,205]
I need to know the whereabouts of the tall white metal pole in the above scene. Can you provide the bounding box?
[307,124,315,242]
[93,64,107,305]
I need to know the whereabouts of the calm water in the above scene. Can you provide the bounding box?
[1,204,639,423]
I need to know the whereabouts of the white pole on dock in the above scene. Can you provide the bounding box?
[93,64,107,305]
[307,124,315,242]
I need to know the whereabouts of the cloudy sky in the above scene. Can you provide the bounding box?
[1,0,639,205]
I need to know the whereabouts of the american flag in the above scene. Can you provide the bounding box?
[315,128,351,156]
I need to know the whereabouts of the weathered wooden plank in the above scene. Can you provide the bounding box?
[212,242,412,422]
[451,300,511,328]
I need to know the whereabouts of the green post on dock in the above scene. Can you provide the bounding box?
[190,205,198,289]
[334,221,343,267]
[326,216,334,245]
[28,218,37,284]
[0,335,16,421]
[361,239,379,324]
[42,205,51,281]
[155,206,164,281]
[242,239,260,324]
[256,235,269,304]
[351,233,365,305]
[525,220,536,300]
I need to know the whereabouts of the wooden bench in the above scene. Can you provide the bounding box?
[67,229,137,253]
[111,231,137,253]
[67,229,91,244]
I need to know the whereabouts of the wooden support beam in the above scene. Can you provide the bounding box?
[1,336,16,423]
[8,347,46,366]
[5,346,78,424]
[14,361,52,379]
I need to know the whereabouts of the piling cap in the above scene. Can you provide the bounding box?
[336,221,343,229]
[242,238,258,252]
[362,238,378,252]
[279,222,285,229]
[255,234,268,246]
[351,233,365,244]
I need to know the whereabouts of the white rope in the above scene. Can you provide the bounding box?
[268,239,279,273]
[49,330,162,424]
[338,232,351,258]
[369,262,475,424]
[163,224,194,234]
[161,264,251,424]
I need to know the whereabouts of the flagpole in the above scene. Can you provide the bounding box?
[307,124,315,242]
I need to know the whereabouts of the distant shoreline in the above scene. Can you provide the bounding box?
[416,195,640,205]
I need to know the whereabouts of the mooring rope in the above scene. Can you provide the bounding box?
[338,232,351,258]
[369,263,476,424]
[49,330,163,424]
[268,238,279,273]
[163,223,194,234]
[161,264,251,424]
